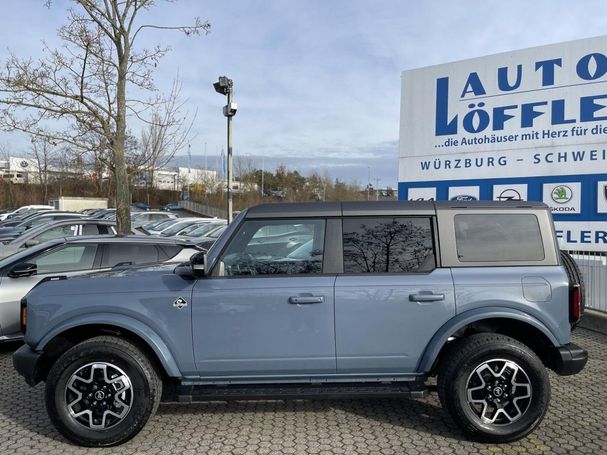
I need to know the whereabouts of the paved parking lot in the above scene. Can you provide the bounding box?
[0,328,605,454]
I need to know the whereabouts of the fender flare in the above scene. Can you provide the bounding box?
[417,306,560,373]
[36,313,182,377]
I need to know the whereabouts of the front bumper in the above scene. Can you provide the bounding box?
[13,344,44,386]
[553,343,588,376]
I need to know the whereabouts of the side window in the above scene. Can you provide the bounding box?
[29,244,99,274]
[220,219,325,276]
[101,244,160,268]
[454,214,544,262]
[82,224,104,235]
[343,217,435,273]
[157,245,184,261]
[34,224,79,242]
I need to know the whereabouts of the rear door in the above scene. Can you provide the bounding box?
[334,216,455,374]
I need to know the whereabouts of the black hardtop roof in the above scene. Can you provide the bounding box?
[245,200,549,218]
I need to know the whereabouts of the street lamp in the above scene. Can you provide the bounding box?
[214,76,237,223]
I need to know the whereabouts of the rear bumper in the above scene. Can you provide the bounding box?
[553,343,588,376]
[13,344,43,386]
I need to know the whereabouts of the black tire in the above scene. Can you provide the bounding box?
[560,250,586,327]
[437,333,550,443]
[45,336,162,447]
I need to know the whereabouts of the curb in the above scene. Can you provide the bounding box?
[579,309,607,335]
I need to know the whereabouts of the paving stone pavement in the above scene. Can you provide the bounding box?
[0,328,605,454]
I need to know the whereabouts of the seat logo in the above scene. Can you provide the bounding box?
[173,297,188,309]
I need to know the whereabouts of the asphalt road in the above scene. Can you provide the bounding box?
[0,328,605,454]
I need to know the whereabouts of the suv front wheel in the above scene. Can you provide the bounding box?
[437,333,550,443]
[45,336,162,447]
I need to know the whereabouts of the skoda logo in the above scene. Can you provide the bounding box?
[551,185,573,204]
[450,195,477,202]
[497,189,522,201]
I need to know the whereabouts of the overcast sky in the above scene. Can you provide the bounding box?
[1,0,607,187]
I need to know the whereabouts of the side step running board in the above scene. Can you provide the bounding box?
[175,382,428,402]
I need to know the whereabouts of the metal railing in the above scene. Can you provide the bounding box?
[566,250,607,313]
[178,200,227,219]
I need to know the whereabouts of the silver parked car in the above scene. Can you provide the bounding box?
[131,211,177,228]
[0,235,201,341]
[0,219,118,259]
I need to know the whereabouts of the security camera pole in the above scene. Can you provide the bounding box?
[213,76,237,223]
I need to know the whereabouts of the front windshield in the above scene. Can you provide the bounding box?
[208,225,228,238]
[177,222,206,236]
[183,222,224,237]
[146,218,177,231]
[161,220,198,236]
[8,220,51,244]
[26,216,58,228]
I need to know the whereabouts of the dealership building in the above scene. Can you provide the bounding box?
[398,35,607,251]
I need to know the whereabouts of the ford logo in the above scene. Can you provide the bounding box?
[450,195,478,201]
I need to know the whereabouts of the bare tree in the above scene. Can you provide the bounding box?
[29,138,58,202]
[0,1,209,233]
[134,79,195,199]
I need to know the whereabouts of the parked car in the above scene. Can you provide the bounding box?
[178,220,226,238]
[189,225,227,251]
[0,219,118,259]
[132,202,151,211]
[88,208,116,219]
[138,216,184,235]
[0,211,86,240]
[161,203,180,211]
[160,219,221,237]
[0,208,57,227]
[0,235,201,341]
[146,217,209,236]
[0,209,54,228]
[14,201,587,446]
[131,211,177,228]
[0,205,55,221]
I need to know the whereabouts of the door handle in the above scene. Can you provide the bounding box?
[289,296,324,304]
[409,292,445,303]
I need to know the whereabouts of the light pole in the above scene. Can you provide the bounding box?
[261,156,265,197]
[213,76,237,223]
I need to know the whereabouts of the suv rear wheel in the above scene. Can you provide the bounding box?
[437,333,550,443]
[45,336,162,447]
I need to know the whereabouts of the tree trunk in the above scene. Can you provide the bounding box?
[114,56,131,234]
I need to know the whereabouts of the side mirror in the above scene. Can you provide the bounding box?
[8,262,37,278]
[24,239,40,248]
[190,252,207,277]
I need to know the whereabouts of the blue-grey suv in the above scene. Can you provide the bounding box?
[13,201,587,446]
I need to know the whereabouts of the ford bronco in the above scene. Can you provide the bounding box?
[13,201,587,446]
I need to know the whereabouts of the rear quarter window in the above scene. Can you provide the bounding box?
[454,214,545,262]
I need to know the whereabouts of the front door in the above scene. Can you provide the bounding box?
[192,218,336,377]
[334,216,455,374]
